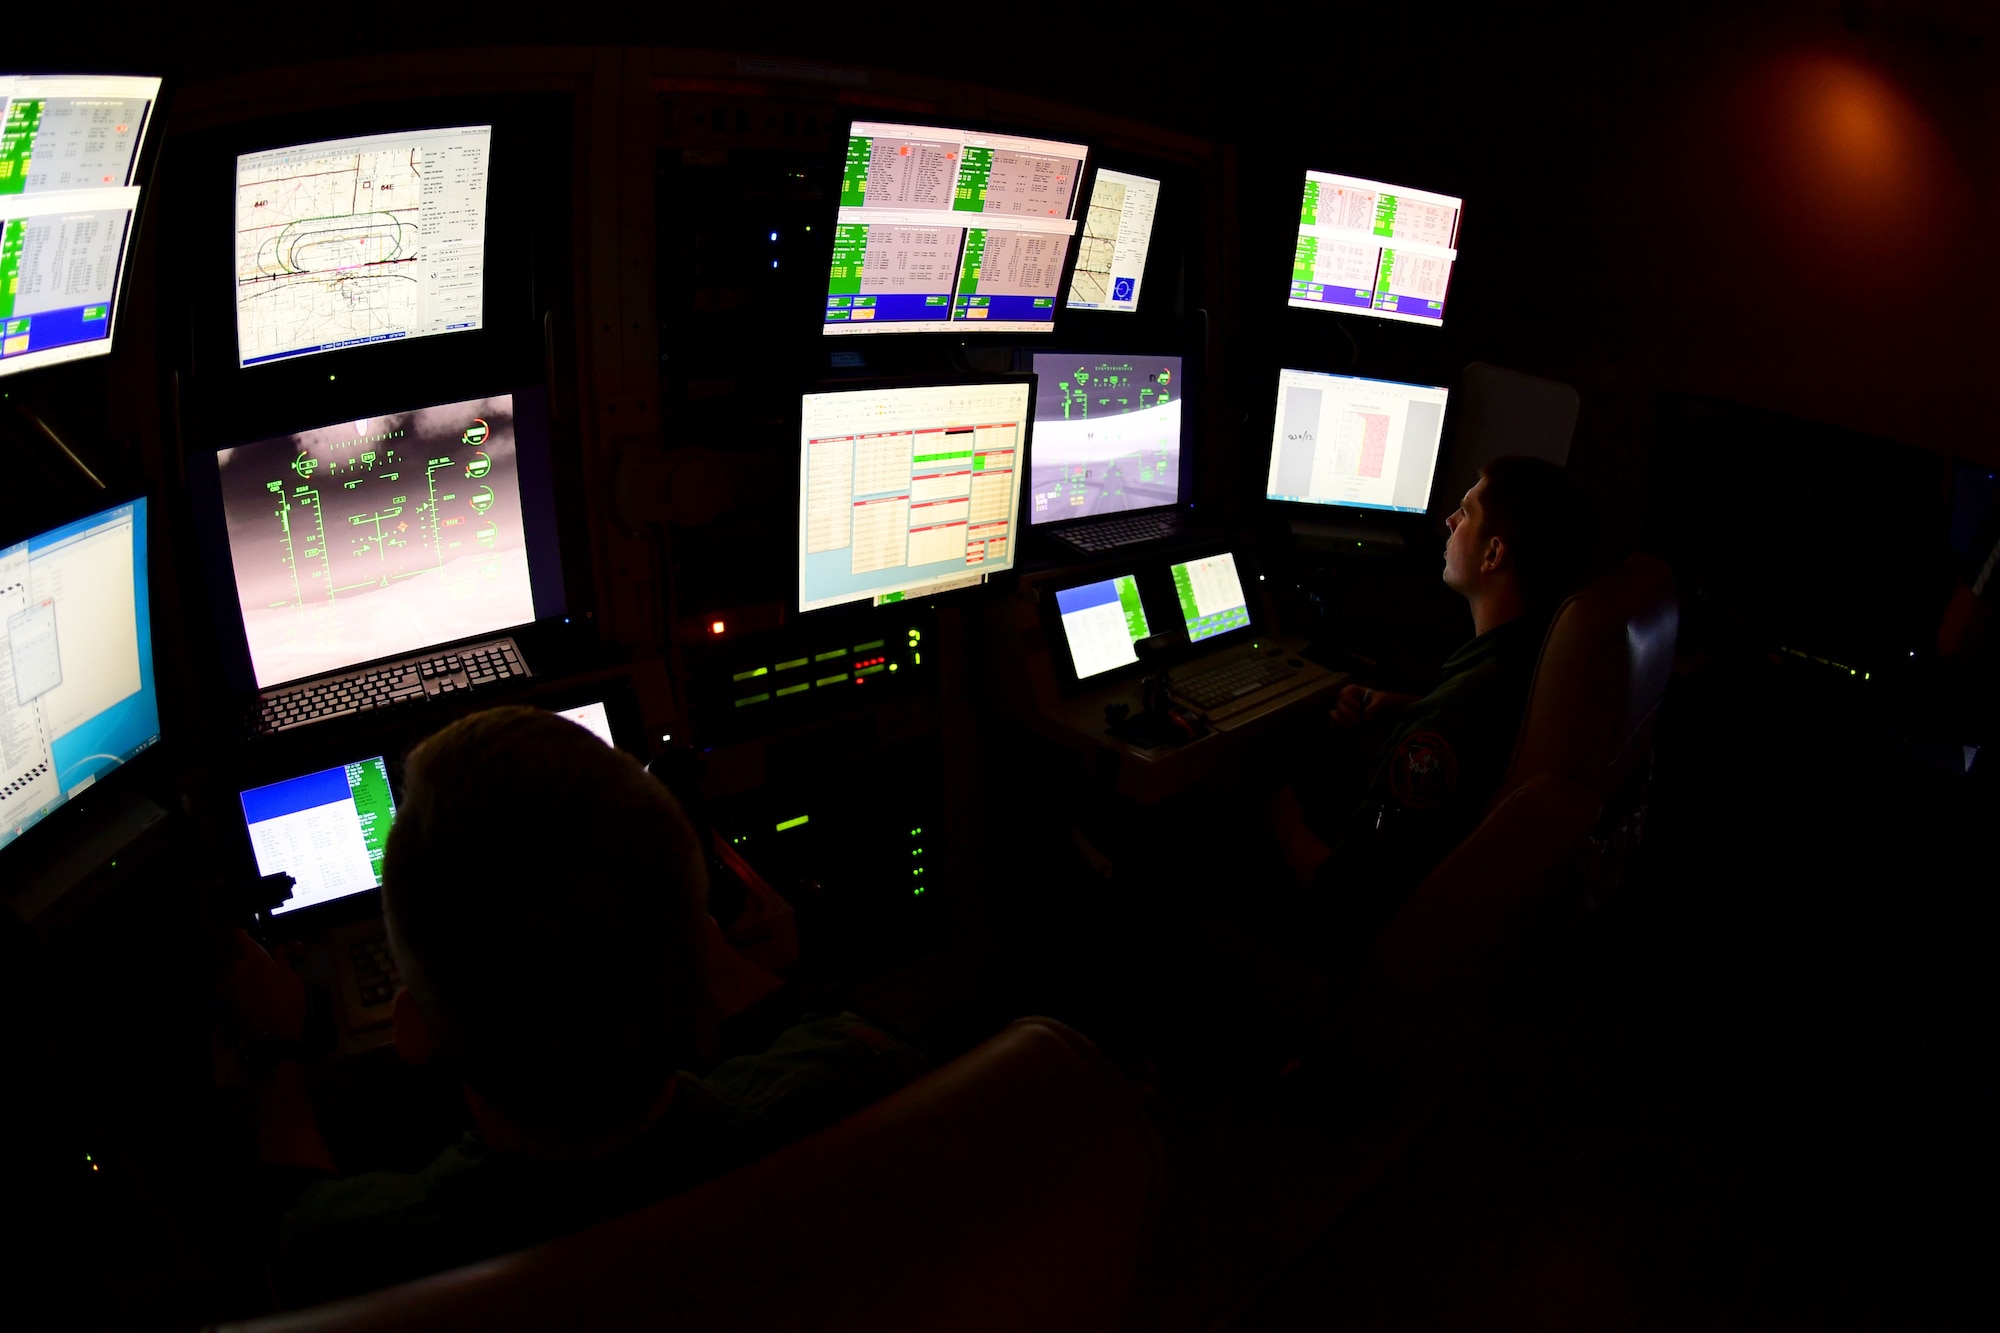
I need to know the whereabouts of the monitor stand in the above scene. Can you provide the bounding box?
[3,791,169,938]
[1289,516,1406,550]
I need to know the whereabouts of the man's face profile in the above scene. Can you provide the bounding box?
[1442,477,1491,596]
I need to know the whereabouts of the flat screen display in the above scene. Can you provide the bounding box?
[555,700,614,747]
[214,392,557,688]
[1170,552,1250,644]
[0,74,161,377]
[826,121,1087,336]
[1289,170,1461,326]
[1265,370,1449,514]
[240,756,395,915]
[1028,353,1181,526]
[234,125,491,366]
[0,499,160,851]
[1066,169,1159,312]
[798,380,1030,612]
[1055,574,1149,680]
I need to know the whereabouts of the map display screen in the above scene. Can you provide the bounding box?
[234,125,491,366]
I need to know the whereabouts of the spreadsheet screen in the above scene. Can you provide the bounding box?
[0,74,160,378]
[235,125,491,366]
[1266,370,1449,514]
[826,121,1086,336]
[1288,170,1461,326]
[799,381,1031,611]
[1171,552,1250,644]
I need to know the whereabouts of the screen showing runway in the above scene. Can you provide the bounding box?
[1028,353,1181,525]
[216,394,536,687]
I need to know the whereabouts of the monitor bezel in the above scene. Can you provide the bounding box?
[794,370,1039,617]
[0,73,166,381]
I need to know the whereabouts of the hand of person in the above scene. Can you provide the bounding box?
[1265,784,1332,890]
[1327,684,1377,737]
[223,928,308,1044]
[1328,685,1413,737]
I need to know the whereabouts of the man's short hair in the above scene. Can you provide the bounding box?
[383,707,707,1147]
[1477,456,1594,610]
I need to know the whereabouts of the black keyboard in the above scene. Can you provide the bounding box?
[1060,510,1189,552]
[250,637,529,736]
[349,932,402,1009]
[1172,653,1300,711]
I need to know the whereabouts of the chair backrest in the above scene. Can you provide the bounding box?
[1343,555,1678,1088]
[212,1017,1157,1333]
[1503,553,1680,796]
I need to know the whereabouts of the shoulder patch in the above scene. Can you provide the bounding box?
[1388,730,1460,811]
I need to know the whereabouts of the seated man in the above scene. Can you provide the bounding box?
[225,706,929,1307]
[1270,456,1592,961]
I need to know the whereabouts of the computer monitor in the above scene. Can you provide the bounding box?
[1054,574,1150,680]
[825,121,1087,335]
[0,74,161,378]
[239,755,395,916]
[798,380,1031,612]
[1289,170,1461,326]
[205,390,565,689]
[1169,552,1250,644]
[0,498,160,852]
[234,124,491,366]
[1027,352,1183,525]
[1265,370,1449,514]
[1066,169,1160,312]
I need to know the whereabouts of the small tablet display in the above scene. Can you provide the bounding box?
[1169,553,1250,643]
[555,700,614,747]
[240,756,396,915]
[1054,574,1150,680]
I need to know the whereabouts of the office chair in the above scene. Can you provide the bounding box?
[207,1017,1158,1333]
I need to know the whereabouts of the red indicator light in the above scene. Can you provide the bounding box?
[710,620,726,635]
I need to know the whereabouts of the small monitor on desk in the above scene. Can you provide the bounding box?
[1054,574,1150,680]
[1169,552,1251,644]
[240,756,395,916]
[0,74,161,378]
[234,124,492,367]
[798,379,1031,613]
[826,121,1087,335]
[198,389,565,691]
[0,498,160,852]
[1289,170,1461,326]
[554,699,614,747]
[1265,370,1449,515]
[1026,352,1184,527]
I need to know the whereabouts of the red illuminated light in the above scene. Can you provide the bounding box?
[710,620,726,635]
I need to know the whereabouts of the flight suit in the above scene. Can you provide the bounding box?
[1307,611,1548,964]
